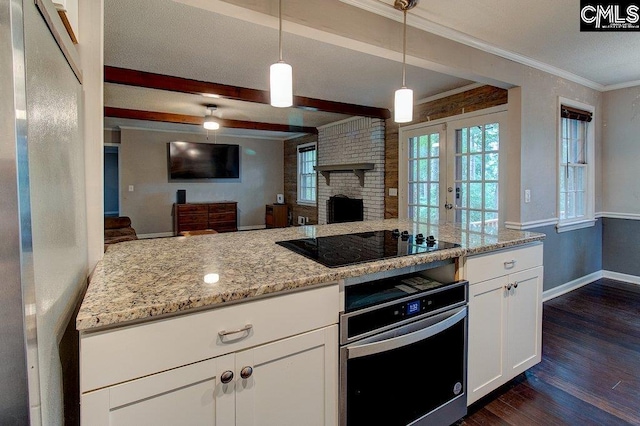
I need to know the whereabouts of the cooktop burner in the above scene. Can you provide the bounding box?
[276,229,461,268]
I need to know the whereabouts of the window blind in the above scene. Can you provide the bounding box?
[561,105,592,122]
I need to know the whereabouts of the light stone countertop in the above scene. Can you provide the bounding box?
[76,219,545,331]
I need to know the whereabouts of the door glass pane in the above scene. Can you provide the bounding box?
[418,159,429,181]
[430,134,440,156]
[469,183,482,209]
[430,159,439,181]
[484,183,498,210]
[429,183,439,206]
[485,123,499,151]
[419,136,429,157]
[459,183,467,208]
[470,126,482,153]
[470,155,483,181]
[485,153,499,180]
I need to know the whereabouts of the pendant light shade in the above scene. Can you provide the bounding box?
[393,0,418,123]
[270,61,293,108]
[394,87,413,123]
[270,0,293,108]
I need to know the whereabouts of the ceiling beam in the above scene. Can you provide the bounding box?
[105,66,391,120]
[105,107,318,134]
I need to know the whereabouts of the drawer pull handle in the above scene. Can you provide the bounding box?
[219,324,253,339]
[220,370,234,384]
[504,260,516,268]
[240,366,253,379]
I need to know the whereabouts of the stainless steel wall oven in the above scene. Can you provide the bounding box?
[339,261,468,426]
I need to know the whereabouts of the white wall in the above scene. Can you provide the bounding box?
[602,86,640,215]
[114,128,284,235]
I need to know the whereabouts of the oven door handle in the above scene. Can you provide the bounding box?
[346,307,467,360]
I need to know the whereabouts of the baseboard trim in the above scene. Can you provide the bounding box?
[542,271,603,302]
[602,270,640,285]
[138,232,174,239]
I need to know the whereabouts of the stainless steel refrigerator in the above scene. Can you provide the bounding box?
[1,0,90,424]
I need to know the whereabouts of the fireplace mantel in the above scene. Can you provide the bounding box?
[314,163,374,187]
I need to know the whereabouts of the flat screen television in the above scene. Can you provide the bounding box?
[168,141,240,180]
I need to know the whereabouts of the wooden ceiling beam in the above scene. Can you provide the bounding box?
[104,66,391,120]
[105,107,318,134]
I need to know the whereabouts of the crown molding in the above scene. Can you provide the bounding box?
[602,80,640,91]
[340,0,613,91]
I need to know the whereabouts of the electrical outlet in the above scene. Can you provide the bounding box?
[298,216,305,225]
[389,188,398,197]
[305,217,309,224]
[525,189,531,203]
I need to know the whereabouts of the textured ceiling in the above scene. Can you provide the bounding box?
[374,0,640,88]
[103,0,473,136]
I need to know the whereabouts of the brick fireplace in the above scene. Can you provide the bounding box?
[317,117,385,224]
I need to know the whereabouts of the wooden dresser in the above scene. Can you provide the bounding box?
[173,202,237,235]
[265,204,288,228]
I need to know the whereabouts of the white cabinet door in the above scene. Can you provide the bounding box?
[506,266,543,376]
[235,325,338,426]
[467,276,509,405]
[81,354,235,426]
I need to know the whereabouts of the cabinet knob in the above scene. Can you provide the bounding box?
[506,283,513,291]
[240,366,253,379]
[221,370,234,384]
[513,282,519,289]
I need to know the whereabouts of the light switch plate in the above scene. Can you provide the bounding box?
[389,188,398,197]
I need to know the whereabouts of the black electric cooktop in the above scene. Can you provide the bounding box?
[276,229,461,268]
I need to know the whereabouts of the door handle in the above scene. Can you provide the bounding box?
[444,203,453,210]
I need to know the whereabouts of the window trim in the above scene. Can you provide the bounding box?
[556,97,595,233]
[296,142,317,206]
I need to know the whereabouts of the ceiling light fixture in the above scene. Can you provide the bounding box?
[203,105,220,130]
[394,0,418,123]
[270,0,293,108]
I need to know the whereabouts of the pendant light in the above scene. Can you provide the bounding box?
[394,0,418,123]
[203,105,220,130]
[270,0,293,107]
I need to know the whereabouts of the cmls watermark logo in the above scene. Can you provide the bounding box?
[580,1,640,30]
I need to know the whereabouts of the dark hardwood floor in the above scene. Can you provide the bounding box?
[460,278,640,425]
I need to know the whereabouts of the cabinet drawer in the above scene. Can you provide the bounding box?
[209,203,236,213]
[176,204,208,214]
[80,284,339,393]
[466,243,543,284]
[177,214,208,224]
[209,212,236,222]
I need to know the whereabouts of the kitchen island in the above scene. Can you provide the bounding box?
[77,219,544,425]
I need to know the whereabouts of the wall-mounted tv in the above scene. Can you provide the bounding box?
[168,141,240,180]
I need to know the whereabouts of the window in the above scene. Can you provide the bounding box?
[297,143,317,205]
[557,101,595,232]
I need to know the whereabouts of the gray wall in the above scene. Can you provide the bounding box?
[113,128,284,235]
[603,218,640,276]
[531,221,603,291]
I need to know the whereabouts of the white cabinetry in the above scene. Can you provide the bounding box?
[80,285,339,425]
[466,244,543,405]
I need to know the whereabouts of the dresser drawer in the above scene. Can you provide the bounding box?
[80,284,339,393]
[466,243,543,284]
[176,204,208,214]
[209,212,236,222]
[177,213,208,225]
[209,203,236,213]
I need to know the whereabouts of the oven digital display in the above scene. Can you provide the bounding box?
[406,300,421,315]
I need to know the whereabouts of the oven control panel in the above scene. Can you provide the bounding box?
[344,281,467,343]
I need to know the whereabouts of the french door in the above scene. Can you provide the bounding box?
[400,111,506,230]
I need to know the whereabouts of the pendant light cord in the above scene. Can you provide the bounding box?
[402,8,407,88]
[278,0,283,62]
